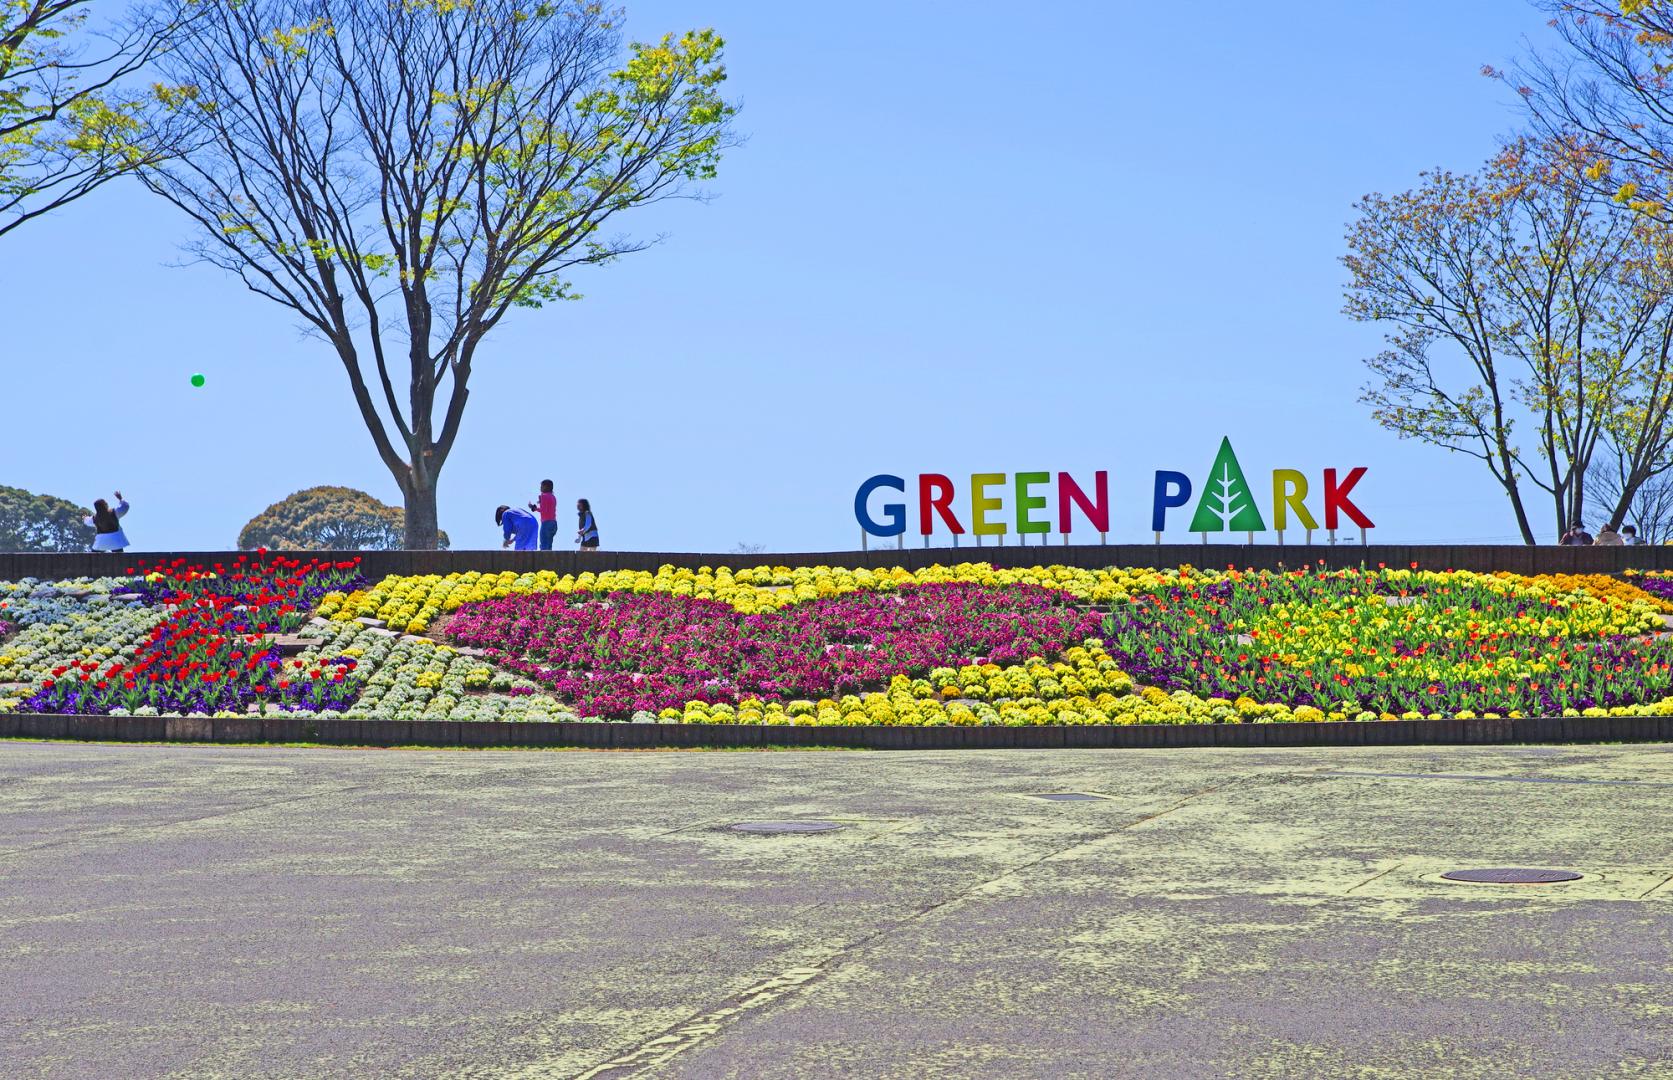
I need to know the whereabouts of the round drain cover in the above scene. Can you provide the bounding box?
[728,821,845,834]
[1440,868,1583,884]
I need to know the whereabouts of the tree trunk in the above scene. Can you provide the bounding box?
[1494,452,1539,545]
[401,473,441,550]
[1507,487,1537,545]
[1606,491,1634,535]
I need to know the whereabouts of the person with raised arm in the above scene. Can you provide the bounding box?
[86,491,131,553]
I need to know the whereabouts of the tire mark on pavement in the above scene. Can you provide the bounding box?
[542,784,1226,1080]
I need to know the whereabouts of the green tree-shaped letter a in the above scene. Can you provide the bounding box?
[1189,437,1267,532]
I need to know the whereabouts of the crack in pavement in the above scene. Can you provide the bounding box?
[542,784,1226,1080]
[1344,861,1406,895]
[1636,871,1673,900]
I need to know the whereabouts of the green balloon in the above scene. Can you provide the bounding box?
[190,373,206,387]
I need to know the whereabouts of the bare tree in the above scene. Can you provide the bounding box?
[1589,457,1673,541]
[1344,138,1673,542]
[1504,4,1673,536]
[1511,3,1673,224]
[140,0,737,547]
[1,0,189,236]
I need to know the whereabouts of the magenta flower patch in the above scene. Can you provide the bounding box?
[442,582,1102,718]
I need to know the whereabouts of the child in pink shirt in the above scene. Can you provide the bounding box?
[528,479,558,551]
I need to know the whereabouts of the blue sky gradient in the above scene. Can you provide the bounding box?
[2,0,1556,551]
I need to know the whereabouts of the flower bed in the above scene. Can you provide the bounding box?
[19,555,366,716]
[291,619,586,723]
[318,563,1175,632]
[0,582,166,695]
[1509,572,1673,614]
[442,581,1104,717]
[1628,571,1673,608]
[1103,566,1672,718]
[6,559,1673,727]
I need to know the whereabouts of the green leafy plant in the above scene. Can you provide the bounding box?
[0,484,91,551]
[237,486,449,551]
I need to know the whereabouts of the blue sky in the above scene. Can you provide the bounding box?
[2,0,1557,552]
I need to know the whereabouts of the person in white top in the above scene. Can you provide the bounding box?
[86,491,131,553]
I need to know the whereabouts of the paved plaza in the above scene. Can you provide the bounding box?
[1,740,1670,1078]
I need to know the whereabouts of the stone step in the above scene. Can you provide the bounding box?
[271,635,324,656]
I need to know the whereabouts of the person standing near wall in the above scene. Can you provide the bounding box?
[576,498,599,551]
[529,480,558,551]
[1560,522,1594,546]
[1594,523,1624,546]
[86,491,131,553]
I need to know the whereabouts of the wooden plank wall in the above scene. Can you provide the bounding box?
[4,543,1673,580]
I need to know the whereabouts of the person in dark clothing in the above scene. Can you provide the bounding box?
[86,492,131,553]
[576,498,599,551]
[1559,522,1594,546]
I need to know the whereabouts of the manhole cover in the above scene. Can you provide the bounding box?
[727,821,845,834]
[1440,868,1583,884]
[1027,792,1110,802]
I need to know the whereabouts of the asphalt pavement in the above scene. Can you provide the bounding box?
[1,740,1670,1079]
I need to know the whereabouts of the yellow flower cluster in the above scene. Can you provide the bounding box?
[666,641,1299,727]
[668,691,1673,725]
[667,686,1303,727]
[1497,572,1673,615]
[926,645,1136,702]
[318,563,1219,632]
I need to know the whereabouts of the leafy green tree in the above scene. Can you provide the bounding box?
[0,484,90,551]
[0,1,186,237]
[1343,138,1673,543]
[140,0,738,549]
[238,486,448,551]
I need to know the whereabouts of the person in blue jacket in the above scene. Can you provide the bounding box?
[495,504,539,551]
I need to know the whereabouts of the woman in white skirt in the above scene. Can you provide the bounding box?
[86,491,131,553]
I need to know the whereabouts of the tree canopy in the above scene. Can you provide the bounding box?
[0,484,91,551]
[1344,138,1673,542]
[0,0,186,237]
[238,486,449,551]
[142,0,738,548]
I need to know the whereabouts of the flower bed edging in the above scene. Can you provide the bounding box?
[2,713,1672,749]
